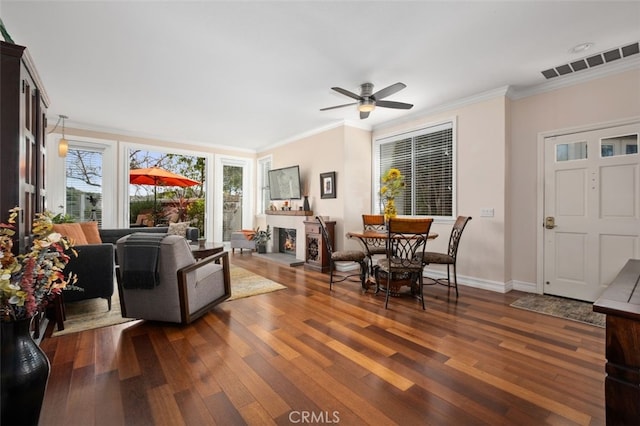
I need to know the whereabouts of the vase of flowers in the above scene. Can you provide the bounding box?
[379,168,406,222]
[0,207,78,425]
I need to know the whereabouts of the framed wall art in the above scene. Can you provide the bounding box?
[320,172,336,199]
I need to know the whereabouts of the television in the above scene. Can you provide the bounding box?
[268,165,302,200]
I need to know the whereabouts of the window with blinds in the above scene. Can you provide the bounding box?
[374,121,454,218]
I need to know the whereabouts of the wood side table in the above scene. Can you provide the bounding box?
[190,242,224,260]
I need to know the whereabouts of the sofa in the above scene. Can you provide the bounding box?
[59,223,199,310]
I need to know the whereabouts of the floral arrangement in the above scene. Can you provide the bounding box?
[0,207,78,322]
[379,168,405,219]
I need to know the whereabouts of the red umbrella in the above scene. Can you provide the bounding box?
[129,166,200,212]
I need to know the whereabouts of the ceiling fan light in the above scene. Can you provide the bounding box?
[358,99,375,112]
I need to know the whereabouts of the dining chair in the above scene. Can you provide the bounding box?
[361,214,387,279]
[316,216,367,291]
[376,217,433,309]
[423,216,472,298]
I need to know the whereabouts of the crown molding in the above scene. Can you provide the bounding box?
[508,56,640,100]
[258,119,372,152]
[49,118,257,154]
[375,57,640,133]
[374,86,510,133]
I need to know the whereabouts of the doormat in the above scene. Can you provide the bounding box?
[510,294,605,328]
[228,265,287,301]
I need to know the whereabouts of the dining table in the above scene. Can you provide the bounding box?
[347,229,438,292]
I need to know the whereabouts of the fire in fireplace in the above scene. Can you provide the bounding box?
[278,228,296,256]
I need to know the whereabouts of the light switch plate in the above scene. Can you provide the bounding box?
[480,208,494,217]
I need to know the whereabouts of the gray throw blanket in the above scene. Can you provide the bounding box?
[121,233,167,289]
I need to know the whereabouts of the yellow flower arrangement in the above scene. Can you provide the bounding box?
[0,207,78,322]
[379,168,405,219]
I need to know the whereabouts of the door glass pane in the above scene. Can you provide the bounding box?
[223,165,243,241]
[128,150,205,234]
[600,134,639,157]
[65,149,103,225]
[556,141,587,162]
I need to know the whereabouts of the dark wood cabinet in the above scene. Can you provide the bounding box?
[304,219,334,272]
[593,259,640,426]
[0,41,49,253]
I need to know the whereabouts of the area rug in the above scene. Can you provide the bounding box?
[510,294,605,328]
[51,266,285,336]
[228,265,287,300]
[51,291,134,337]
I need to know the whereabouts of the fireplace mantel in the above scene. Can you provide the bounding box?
[266,210,313,216]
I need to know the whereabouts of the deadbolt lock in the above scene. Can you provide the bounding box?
[544,217,556,229]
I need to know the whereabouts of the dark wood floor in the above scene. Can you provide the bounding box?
[39,253,606,426]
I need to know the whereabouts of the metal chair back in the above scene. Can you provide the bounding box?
[386,217,433,270]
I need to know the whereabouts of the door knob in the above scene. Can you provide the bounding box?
[544,217,557,229]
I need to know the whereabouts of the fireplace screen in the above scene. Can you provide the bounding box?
[278,228,296,255]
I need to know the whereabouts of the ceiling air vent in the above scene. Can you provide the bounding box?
[541,41,639,79]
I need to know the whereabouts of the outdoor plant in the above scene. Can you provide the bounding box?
[51,213,76,224]
[0,207,79,321]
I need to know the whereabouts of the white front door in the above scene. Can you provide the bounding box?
[543,123,640,302]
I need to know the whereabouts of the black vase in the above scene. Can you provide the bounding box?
[303,196,310,211]
[1,317,50,426]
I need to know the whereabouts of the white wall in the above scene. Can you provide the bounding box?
[260,124,371,252]
[373,97,509,291]
[509,68,640,289]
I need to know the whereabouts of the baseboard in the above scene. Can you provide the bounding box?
[422,268,510,293]
[510,280,538,294]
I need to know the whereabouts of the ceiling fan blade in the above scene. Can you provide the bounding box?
[376,100,414,110]
[372,82,406,100]
[360,110,370,120]
[320,102,358,111]
[332,87,362,101]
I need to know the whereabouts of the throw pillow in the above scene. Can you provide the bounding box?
[167,221,190,238]
[52,223,89,245]
[79,221,102,244]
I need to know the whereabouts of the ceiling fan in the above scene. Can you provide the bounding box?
[320,82,413,119]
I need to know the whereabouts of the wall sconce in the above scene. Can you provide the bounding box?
[57,115,69,157]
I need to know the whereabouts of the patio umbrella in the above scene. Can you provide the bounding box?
[129,166,200,214]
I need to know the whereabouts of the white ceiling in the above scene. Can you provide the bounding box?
[2,1,640,152]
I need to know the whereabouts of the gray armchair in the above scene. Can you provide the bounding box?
[115,234,230,324]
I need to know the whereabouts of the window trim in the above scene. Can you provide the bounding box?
[47,134,117,228]
[119,142,215,232]
[373,118,457,220]
[257,155,272,216]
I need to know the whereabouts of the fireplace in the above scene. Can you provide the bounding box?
[265,212,312,261]
[277,227,296,256]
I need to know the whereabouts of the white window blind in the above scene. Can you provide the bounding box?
[374,121,454,218]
